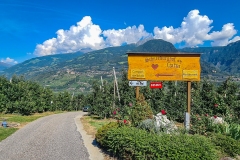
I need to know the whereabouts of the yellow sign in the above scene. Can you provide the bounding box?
[127,53,201,81]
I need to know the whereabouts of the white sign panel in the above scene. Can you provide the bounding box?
[129,81,147,86]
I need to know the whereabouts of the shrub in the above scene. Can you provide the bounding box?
[101,126,219,160]
[95,122,119,147]
[138,119,160,133]
[130,94,153,126]
[227,123,240,140]
[190,114,214,135]
[207,133,240,157]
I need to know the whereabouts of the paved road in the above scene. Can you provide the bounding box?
[0,112,90,160]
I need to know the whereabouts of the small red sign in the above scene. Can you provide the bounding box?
[150,82,163,89]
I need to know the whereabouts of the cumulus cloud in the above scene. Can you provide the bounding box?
[208,23,237,46]
[1,57,18,64]
[103,25,151,46]
[34,10,240,56]
[34,16,151,56]
[34,16,105,56]
[154,9,239,47]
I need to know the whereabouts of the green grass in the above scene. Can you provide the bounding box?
[84,115,116,130]
[0,111,64,142]
[89,120,110,130]
[0,127,18,141]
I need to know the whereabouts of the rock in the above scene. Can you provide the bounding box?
[154,112,177,134]
[210,116,224,124]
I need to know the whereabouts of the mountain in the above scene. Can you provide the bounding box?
[178,46,224,62]
[0,62,11,71]
[179,40,240,74]
[206,41,240,73]
[133,39,178,52]
[2,39,183,93]
[3,39,239,93]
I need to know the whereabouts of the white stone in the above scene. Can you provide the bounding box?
[154,112,177,134]
[210,116,224,124]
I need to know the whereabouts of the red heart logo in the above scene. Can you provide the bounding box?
[152,64,158,70]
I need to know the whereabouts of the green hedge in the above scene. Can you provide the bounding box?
[95,122,119,147]
[207,133,240,157]
[97,125,219,160]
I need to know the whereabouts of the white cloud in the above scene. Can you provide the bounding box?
[34,17,151,56]
[229,36,240,44]
[153,9,238,47]
[33,10,240,56]
[1,57,18,64]
[208,23,237,46]
[103,25,151,46]
[34,16,105,56]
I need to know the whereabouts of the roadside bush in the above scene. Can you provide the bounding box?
[130,94,153,126]
[95,122,119,147]
[207,133,240,157]
[190,114,213,135]
[101,126,219,160]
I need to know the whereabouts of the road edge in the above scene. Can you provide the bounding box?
[74,113,104,160]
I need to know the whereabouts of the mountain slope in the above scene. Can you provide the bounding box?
[207,41,240,73]
[179,40,240,74]
[3,51,84,78]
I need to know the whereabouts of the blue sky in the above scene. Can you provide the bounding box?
[1,0,240,65]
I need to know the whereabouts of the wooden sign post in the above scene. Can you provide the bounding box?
[127,52,201,130]
[136,86,140,99]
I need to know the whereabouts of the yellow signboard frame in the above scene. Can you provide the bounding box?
[127,52,201,81]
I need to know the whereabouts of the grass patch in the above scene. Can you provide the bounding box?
[89,120,110,130]
[0,128,18,141]
[80,115,116,136]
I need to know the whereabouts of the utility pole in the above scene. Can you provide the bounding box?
[101,76,104,92]
[113,67,120,102]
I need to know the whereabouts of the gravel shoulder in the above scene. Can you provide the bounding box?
[74,114,104,160]
[0,111,103,160]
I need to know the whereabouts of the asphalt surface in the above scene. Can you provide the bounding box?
[0,112,90,160]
